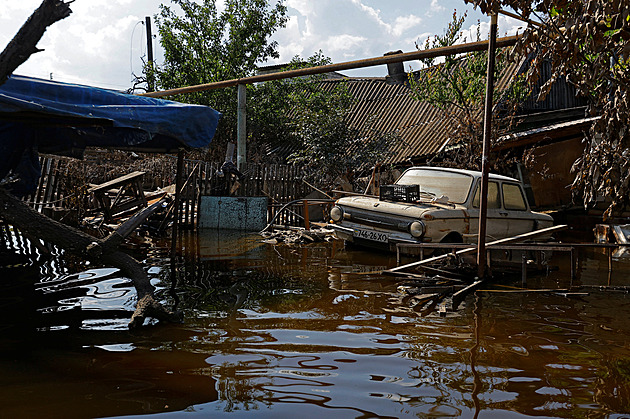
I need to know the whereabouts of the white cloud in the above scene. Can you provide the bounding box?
[460,14,521,44]
[392,15,423,37]
[1,0,491,87]
[428,0,446,17]
[286,0,319,17]
[350,0,386,27]
[498,15,525,37]
[324,34,368,53]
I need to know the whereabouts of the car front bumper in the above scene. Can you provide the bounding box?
[330,222,423,252]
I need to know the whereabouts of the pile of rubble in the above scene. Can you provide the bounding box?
[260,227,336,245]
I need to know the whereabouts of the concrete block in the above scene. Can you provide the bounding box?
[199,196,268,231]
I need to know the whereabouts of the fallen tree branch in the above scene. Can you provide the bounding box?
[0,0,73,85]
[0,187,178,328]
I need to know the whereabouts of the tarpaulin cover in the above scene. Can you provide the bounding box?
[0,75,222,196]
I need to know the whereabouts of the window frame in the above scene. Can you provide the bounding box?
[471,180,502,209]
[502,182,528,211]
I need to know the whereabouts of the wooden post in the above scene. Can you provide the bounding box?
[303,199,310,230]
[608,247,613,274]
[570,247,575,284]
[476,13,498,279]
[237,84,247,170]
[171,149,185,260]
[521,252,527,288]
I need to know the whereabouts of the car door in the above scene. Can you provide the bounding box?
[468,180,510,241]
[502,182,536,237]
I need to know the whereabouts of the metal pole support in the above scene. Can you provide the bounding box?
[237,83,247,170]
[476,13,498,279]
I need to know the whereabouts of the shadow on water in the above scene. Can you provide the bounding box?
[2,225,630,417]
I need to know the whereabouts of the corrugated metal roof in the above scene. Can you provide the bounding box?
[512,53,587,113]
[314,52,584,165]
[318,77,455,164]
[270,52,585,166]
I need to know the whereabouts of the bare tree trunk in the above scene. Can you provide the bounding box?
[0,188,180,328]
[0,0,73,85]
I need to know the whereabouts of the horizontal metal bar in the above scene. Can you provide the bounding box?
[396,243,574,252]
[397,242,627,250]
[142,36,520,98]
[386,224,568,274]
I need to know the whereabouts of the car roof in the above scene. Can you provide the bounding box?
[404,166,520,183]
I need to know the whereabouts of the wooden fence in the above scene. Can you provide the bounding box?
[23,155,77,218]
[180,159,325,229]
[25,154,328,230]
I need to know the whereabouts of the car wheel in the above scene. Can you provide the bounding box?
[435,232,463,256]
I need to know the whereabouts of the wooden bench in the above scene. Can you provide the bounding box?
[88,171,147,222]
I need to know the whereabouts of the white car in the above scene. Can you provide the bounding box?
[330,166,554,251]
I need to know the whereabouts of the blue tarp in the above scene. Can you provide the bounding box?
[0,75,222,196]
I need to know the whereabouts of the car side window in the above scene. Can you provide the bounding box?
[472,181,501,209]
[503,183,527,210]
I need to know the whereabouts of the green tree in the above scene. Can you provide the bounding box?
[154,0,288,157]
[250,53,401,188]
[153,0,399,185]
[287,81,401,189]
[245,52,335,161]
[408,11,527,170]
[466,0,630,218]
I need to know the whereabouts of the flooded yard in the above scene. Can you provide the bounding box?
[1,229,630,418]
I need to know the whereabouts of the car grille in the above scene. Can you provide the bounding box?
[341,207,413,231]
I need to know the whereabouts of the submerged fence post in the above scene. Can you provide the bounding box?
[476,13,498,279]
[171,149,185,265]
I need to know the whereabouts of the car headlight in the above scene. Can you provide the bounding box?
[330,206,344,222]
[409,220,425,238]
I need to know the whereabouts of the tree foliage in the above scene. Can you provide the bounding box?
[408,11,527,170]
[466,0,630,218]
[153,1,396,188]
[154,0,288,156]
[287,95,402,188]
[245,52,335,161]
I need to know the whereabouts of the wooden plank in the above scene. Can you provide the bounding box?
[411,293,439,307]
[413,264,470,279]
[612,225,629,244]
[50,158,65,209]
[42,157,57,210]
[34,156,51,210]
[107,197,167,243]
[384,224,568,275]
[88,171,145,193]
[478,288,571,293]
[183,162,191,227]
[452,280,484,310]
[194,163,201,228]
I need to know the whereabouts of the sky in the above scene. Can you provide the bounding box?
[0,0,524,91]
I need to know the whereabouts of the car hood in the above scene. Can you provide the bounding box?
[336,195,459,218]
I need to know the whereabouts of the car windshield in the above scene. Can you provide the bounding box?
[396,169,474,204]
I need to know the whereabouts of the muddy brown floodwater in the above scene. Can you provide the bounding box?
[1,229,630,418]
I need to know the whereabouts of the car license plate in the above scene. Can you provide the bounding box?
[353,228,389,243]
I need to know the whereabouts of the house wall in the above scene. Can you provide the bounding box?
[527,137,584,208]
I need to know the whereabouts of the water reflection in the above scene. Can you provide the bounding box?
[2,227,630,417]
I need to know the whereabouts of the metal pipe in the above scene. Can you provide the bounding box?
[476,14,499,279]
[237,83,247,169]
[142,35,519,98]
